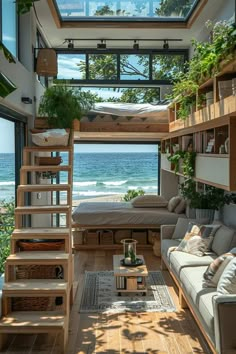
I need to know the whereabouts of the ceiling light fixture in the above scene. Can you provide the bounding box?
[68,39,74,49]
[163,40,169,50]
[97,39,106,49]
[133,40,139,50]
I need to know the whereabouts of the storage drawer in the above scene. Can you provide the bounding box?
[131,230,147,244]
[100,229,114,244]
[84,230,100,244]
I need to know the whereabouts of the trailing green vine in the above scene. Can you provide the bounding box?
[167,150,196,177]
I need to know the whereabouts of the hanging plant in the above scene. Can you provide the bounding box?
[16,0,40,15]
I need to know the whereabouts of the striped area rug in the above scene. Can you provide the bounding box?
[79,270,176,314]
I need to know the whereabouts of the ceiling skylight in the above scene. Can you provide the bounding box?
[54,0,200,22]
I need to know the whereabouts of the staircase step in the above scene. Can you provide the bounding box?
[12,228,70,239]
[0,312,65,331]
[3,279,68,296]
[17,184,71,192]
[15,205,70,214]
[21,165,71,172]
[24,146,72,153]
[6,251,69,265]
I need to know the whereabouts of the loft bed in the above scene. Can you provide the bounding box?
[79,102,169,133]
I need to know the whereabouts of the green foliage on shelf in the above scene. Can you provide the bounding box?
[170,20,236,120]
[167,150,196,176]
[0,199,15,274]
[122,189,145,202]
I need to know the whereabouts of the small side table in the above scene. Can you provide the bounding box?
[113,254,148,295]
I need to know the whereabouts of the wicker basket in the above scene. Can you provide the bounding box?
[17,239,64,251]
[12,296,55,311]
[16,264,62,280]
[99,230,114,244]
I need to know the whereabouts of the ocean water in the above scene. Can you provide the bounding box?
[0,152,158,202]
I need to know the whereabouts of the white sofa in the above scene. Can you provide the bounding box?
[161,218,236,354]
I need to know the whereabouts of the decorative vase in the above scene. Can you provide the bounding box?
[121,239,137,265]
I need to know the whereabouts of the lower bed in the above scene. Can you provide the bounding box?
[72,202,185,228]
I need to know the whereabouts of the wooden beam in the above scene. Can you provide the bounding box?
[80,122,169,133]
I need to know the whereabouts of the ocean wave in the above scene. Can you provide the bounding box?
[77,191,120,196]
[0,181,15,186]
[103,180,128,186]
[73,181,97,187]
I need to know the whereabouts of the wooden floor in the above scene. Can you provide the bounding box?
[0,249,213,354]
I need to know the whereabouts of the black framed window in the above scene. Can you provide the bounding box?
[56,49,188,85]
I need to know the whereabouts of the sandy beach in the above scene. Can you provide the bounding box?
[72,193,124,207]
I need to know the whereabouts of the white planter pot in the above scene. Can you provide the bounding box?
[195,209,215,223]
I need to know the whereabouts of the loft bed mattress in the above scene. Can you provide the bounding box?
[72,202,185,228]
[90,103,168,117]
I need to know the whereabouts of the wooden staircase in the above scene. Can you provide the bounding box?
[0,139,74,353]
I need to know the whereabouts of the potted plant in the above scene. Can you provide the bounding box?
[38,84,94,129]
[167,150,196,176]
[180,180,232,222]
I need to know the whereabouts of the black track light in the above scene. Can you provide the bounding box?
[97,40,106,49]
[133,40,139,50]
[163,40,169,50]
[68,40,74,49]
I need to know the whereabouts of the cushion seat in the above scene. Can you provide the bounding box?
[169,250,216,277]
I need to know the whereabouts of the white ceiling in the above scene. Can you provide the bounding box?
[34,0,229,51]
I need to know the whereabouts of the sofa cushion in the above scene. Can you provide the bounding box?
[211,225,236,256]
[203,252,236,288]
[131,195,168,208]
[172,217,210,240]
[169,251,216,277]
[161,239,181,263]
[167,196,182,212]
[176,223,220,256]
[217,257,236,294]
[180,266,217,341]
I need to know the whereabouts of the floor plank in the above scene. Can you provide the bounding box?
[1,249,213,354]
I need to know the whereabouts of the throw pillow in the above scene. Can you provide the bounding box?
[176,223,220,256]
[167,196,182,212]
[172,217,212,239]
[203,252,236,288]
[174,198,186,214]
[217,257,236,294]
[131,195,168,208]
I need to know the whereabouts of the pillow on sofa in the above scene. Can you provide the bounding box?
[217,257,236,294]
[167,196,182,212]
[203,251,236,288]
[131,195,168,208]
[176,223,220,256]
[172,217,211,240]
[211,225,236,256]
[174,198,186,214]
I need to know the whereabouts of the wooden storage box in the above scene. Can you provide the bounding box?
[99,229,114,244]
[72,229,85,245]
[131,230,147,244]
[114,229,132,244]
[84,230,100,245]
[148,230,160,245]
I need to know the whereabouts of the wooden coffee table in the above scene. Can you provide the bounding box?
[113,254,148,295]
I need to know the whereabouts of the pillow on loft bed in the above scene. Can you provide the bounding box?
[131,195,168,208]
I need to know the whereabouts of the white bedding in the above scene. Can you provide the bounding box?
[90,103,168,117]
[72,202,185,227]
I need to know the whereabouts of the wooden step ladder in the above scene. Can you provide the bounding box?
[0,138,74,353]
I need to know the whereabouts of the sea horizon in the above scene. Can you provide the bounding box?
[0,152,158,202]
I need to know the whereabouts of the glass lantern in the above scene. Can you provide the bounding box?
[121,239,137,265]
